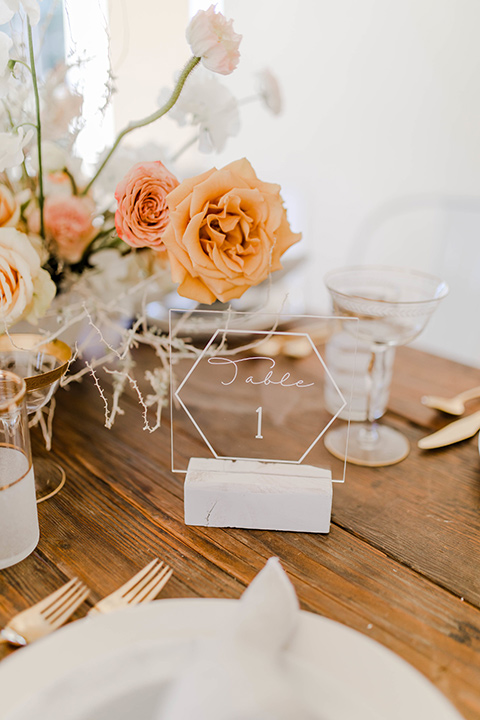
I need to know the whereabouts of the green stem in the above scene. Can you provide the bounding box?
[170,133,199,163]
[83,55,201,196]
[9,58,32,75]
[27,20,44,239]
[17,121,37,130]
[63,166,78,195]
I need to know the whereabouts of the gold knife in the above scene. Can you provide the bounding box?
[418,410,480,449]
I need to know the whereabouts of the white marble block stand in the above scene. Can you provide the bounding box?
[184,458,333,533]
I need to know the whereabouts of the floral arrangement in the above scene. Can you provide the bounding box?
[0,1,301,434]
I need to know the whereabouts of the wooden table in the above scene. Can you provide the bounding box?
[1,344,480,719]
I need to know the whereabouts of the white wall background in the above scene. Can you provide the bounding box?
[103,1,480,366]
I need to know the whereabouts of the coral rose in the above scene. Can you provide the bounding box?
[161,158,301,304]
[42,195,96,263]
[114,161,179,250]
[0,227,56,328]
[0,184,19,227]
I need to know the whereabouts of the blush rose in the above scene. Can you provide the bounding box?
[42,195,96,263]
[161,158,301,304]
[114,161,179,250]
[186,4,242,75]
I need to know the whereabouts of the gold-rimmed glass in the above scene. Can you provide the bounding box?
[0,370,39,568]
[0,334,72,501]
[323,266,448,466]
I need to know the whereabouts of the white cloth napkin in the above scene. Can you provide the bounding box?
[158,557,321,720]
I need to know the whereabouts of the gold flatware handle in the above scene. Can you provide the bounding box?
[418,410,480,449]
[421,385,480,415]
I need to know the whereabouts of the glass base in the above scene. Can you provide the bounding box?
[34,457,66,503]
[324,422,410,467]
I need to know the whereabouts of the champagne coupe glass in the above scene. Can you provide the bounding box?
[323,266,448,466]
[0,334,72,501]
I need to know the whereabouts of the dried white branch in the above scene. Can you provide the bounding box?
[86,361,115,429]
[29,396,56,451]
[103,366,163,433]
[18,264,291,447]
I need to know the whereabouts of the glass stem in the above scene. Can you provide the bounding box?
[362,346,389,446]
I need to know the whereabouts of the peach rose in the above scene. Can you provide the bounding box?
[0,228,56,328]
[43,195,96,263]
[114,161,179,250]
[0,184,19,227]
[161,158,301,304]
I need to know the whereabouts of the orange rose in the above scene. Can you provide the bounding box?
[114,161,179,250]
[161,158,301,303]
[0,184,19,227]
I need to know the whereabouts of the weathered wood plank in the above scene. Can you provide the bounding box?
[67,345,480,605]
[390,346,480,427]
[1,345,480,719]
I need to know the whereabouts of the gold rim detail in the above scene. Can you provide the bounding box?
[0,334,72,391]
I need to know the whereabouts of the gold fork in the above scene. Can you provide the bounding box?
[87,558,173,616]
[0,577,90,647]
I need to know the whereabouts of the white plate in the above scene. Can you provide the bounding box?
[0,599,463,720]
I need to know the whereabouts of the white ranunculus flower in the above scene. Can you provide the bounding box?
[0,72,29,113]
[0,31,13,99]
[165,71,240,153]
[0,228,56,328]
[0,0,40,25]
[257,69,282,116]
[0,31,12,75]
[0,128,34,172]
[0,70,14,99]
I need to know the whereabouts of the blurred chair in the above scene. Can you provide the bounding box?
[347,193,480,368]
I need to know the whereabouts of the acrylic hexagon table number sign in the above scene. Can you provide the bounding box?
[169,310,358,533]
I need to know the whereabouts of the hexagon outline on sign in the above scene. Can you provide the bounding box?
[174,328,347,464]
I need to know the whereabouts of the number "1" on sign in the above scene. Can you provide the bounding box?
[255,406,263,439]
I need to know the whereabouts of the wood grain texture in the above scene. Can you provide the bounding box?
[1,345,480,719]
